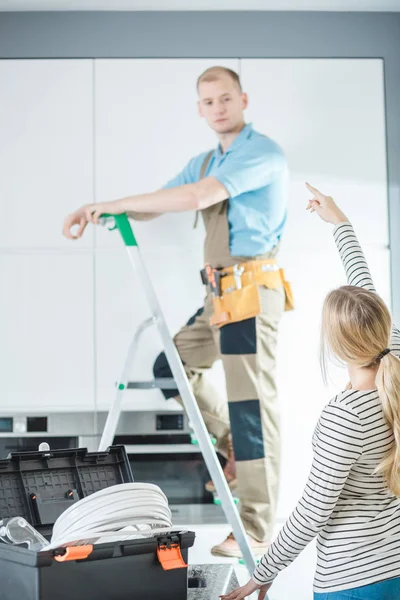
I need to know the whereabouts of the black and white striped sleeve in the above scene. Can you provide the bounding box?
[333,222,375,291]
[252,402,363,586]
[333,221,400,358]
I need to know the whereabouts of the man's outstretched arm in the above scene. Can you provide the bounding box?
[63,177,227,239]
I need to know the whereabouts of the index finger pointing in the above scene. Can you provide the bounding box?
[305,182,324,200]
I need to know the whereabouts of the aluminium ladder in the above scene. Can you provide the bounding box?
[96,213,256,576]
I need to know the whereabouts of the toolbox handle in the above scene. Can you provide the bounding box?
[54,545,93,562]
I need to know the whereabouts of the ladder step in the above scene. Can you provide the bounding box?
[239,558,260,565]
[126,378,177,390]
[190,433,217,446]
[213,496,239,506]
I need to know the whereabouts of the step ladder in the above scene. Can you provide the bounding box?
[96,213,256,575]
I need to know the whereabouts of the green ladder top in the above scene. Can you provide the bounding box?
[101,213,138,247]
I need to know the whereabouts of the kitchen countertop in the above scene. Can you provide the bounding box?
[188,565,239,599]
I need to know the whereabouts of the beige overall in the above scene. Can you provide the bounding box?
[154,152,285,543]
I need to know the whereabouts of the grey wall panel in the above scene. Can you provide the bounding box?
[0,12,399,59]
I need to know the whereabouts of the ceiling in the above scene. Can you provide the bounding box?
[1,0,400,11]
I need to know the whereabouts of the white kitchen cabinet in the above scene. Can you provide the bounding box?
[0,59,94,249]
[0,252,95,412]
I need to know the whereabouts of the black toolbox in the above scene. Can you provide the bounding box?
[0,445,195,600]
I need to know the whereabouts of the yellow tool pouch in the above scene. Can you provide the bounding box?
[210,282,261,327]
[280,268,295,312]
[209,261,294,328]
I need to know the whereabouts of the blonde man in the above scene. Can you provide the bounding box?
[63,66,288,557]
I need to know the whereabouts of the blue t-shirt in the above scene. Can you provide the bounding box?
[163,123,288,257]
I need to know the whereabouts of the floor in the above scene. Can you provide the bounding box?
[174,505,316,600]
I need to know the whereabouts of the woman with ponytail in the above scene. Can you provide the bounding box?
[222,185,400,600]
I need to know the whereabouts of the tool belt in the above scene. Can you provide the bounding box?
[200,259,294,327]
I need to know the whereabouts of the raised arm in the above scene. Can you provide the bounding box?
[333,222,375,292]
[306,182,400,358]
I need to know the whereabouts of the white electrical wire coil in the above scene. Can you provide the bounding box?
[44,483,173,550]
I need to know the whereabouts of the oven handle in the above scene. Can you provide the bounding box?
[124,444,202,454]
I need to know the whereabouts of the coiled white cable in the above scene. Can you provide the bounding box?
[44,483,173,550]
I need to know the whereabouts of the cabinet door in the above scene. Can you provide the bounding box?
[94,59,239,410]
[0,59,95,413]
[0,253,95,412]
[0,59,94,249]
[240,59,390,518]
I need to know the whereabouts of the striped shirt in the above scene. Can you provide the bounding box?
[253,222,400,593]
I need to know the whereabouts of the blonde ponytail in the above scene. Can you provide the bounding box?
[321,285,400,496]
[375,352,400,496]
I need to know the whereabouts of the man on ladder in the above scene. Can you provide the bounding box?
[63,66,290,559]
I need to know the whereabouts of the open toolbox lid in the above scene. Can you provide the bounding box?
[0,445,133,537]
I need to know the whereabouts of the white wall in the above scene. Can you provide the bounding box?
[0,59,389,529]
[0,60,95,412]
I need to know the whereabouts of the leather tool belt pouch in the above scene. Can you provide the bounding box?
[201,260,294,328]
[280,268,295,312]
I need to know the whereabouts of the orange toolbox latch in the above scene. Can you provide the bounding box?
[54,545,94,563]
[157,535,187,571]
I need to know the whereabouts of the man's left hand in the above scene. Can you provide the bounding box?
[84,202,125,224]
[220,579,272,599]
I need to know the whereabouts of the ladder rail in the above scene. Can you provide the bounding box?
[97,214,257,576]
[98,317,155,452]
